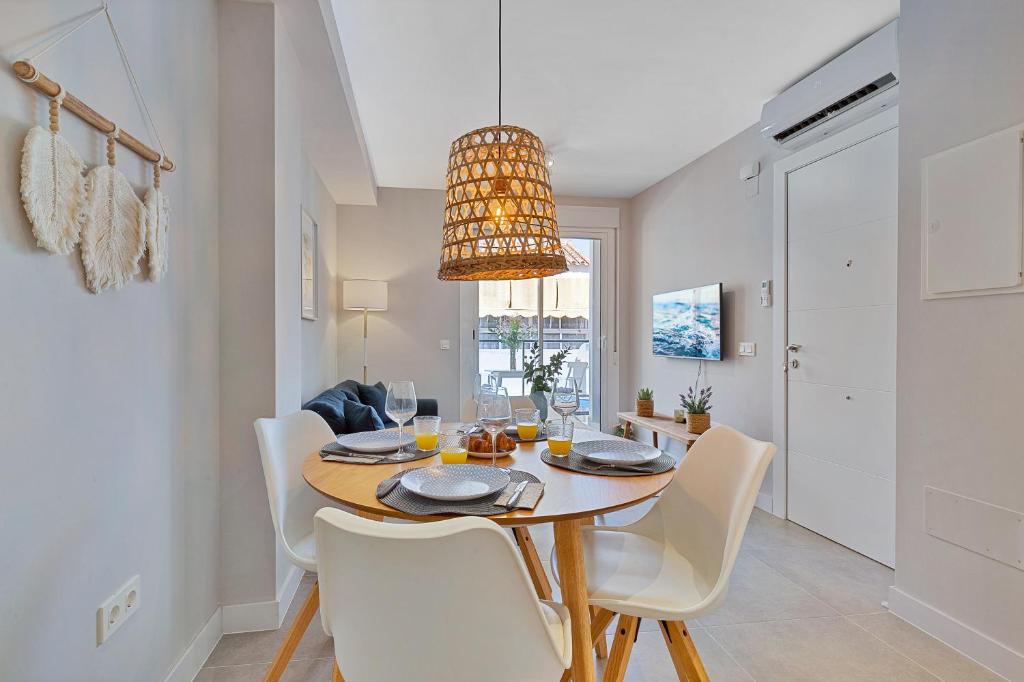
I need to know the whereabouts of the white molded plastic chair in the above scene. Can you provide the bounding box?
[254,410,339,682]
[556,425,776,682]
[314,507,572,682]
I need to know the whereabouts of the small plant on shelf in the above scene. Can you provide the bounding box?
[635,387,654,417]
[680,383,713,434]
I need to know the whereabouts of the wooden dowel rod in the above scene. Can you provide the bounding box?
[12,60,175,172]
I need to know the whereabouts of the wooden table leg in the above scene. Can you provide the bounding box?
[554,518,595,682]
[652,431,659,449]
[579,516,607,660]
[513,526,552,600]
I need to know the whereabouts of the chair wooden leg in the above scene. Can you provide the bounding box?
[513,526,552,600]
[590,606,612,659]
[659,620,709,682]
[331,660,344,682]
[602,614,639,682]
[262,581,320,682]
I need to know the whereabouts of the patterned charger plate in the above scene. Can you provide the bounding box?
[575,439,661,466]
[399,464,511,502]
[336,430,415,453]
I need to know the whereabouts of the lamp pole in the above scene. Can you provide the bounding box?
[362,307,369,384]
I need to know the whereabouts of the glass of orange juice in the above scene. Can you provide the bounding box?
[413,416,441,451]
[514,408,540,441]
[438,430,469,464]
[546,419,574,457]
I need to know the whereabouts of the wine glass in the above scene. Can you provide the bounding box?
[550,376,580,430]
[385,381,417,461]
[476,386,511,467]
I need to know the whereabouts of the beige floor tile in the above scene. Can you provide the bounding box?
[748,541,893,615]
[698,552,838,626]
[742,509,837,552]
[592,628,753,682]
[848,612,1006,682]
[280,656,335,681]
[195,662,267,681]
[710,616,938,681]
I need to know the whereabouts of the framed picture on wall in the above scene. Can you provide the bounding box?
[301,208,318,321]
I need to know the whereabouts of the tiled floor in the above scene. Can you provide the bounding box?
[197,508,1004,681]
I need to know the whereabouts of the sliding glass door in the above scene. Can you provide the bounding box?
[472,237,602,428]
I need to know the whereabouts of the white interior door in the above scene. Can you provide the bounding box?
[785,124,898,567]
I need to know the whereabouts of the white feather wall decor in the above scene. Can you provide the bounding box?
[80,133,145,294]
[143,162,169,282]
[19,94,86,254]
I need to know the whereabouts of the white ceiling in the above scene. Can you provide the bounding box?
[331,0,898,198]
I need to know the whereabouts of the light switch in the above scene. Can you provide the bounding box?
[439,339,451,351]
[738,342,756,357]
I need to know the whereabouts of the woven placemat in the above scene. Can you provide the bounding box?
[540,448,676,476]
[376,468,541,516]
[320,442,437,465]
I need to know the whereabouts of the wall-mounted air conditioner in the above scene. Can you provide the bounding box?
[760,20,898,150]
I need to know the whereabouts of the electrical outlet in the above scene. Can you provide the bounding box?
[97,575,140,646]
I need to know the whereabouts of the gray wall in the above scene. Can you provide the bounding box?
[301,159,340,402]
[337,188,461,419]
[895,1,1024,674]
[625,124,787,489]
[0,1,220,679]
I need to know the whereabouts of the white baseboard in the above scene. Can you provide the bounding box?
[888,586,1022,681]
[162,607,222,682]
[222,565,304,634]
[755,492,773,514]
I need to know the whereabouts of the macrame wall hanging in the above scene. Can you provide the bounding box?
[13,2,175,293]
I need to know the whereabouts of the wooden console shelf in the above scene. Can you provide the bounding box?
[616,411,718,451]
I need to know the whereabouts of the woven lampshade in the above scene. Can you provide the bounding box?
[438,124,568,281]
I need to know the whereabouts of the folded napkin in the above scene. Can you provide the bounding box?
[494,480,545,510]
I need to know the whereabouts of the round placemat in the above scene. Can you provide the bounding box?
[540,448,676,476]
[376,467,541,516]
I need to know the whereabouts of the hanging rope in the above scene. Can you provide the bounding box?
[20,5,106,63]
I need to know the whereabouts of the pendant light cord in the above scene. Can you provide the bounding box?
[497,0,502,128]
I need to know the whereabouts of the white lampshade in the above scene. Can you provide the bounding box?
[343,280,388,311]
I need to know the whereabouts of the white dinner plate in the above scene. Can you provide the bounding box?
[400,464,510,502]
[336,430,415,453]
[576,440,661,466]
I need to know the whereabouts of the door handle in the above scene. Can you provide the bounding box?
[786,344,802,353]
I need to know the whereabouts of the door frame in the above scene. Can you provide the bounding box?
[458,206,620,428]
[771,106,898,519]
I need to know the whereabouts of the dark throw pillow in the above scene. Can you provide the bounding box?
[343,398,385,433]
[356,381,393,425]
[302,396,346,435]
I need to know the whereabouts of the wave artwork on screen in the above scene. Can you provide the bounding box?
[652,283,722,360]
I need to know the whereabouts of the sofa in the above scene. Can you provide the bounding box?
[302,379,439,435]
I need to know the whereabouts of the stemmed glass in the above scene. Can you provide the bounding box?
[550,376,580,430]
[385,381,417,461]
[476,386,511,467]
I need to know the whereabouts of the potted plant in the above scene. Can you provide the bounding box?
[636,388,654,417]
[680,383,713,434]
[491,318,531,370]
[522,344,569,419]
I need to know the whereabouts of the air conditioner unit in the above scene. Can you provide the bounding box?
[760,20,898,150]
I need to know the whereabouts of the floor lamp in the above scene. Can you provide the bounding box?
[343,280,388,383]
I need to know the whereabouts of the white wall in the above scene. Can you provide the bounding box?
[300,158,340,401]
[892,2,1024,677]
[625,124,787,490]
[0,1,220,679]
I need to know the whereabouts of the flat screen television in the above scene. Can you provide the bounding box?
[652,283,723,360]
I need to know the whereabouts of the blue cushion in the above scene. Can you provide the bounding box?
[343,399,385,433]
[334,380,361,403]
[356,381,393,426]
[303,397,346,434]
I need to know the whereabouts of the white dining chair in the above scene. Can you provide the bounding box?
[314,507,572,682]
[253,410,339,682]
[553,425,776,682]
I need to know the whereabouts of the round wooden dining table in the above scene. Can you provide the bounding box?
[303,427,676,682]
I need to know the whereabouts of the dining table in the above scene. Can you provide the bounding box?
[303,425,676,682]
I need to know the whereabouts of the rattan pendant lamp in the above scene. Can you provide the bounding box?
[438,0,568,281]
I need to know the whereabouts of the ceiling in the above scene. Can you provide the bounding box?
[331,0,898,198]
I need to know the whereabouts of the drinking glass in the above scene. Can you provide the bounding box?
[385,381,417,460]
[438,430,469,464]
[514,408,540,441]
[546,419,574,457]
[413,415,441,451]
[476,386,511,467]
[550,377,580,429]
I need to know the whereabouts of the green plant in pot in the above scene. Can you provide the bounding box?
[522,344,569,420]
[491,317,532,370]
[636,387,654,417]
[680,383,713,434]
